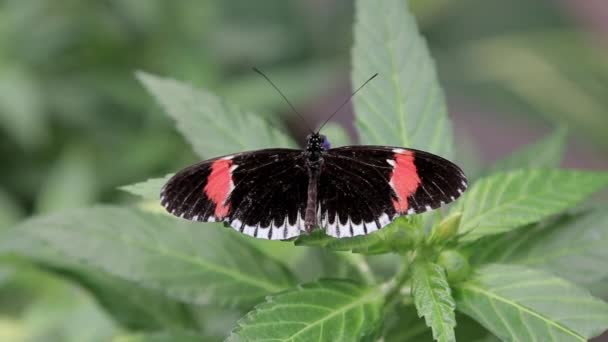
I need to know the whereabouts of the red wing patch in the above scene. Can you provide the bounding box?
[204,158,233,218]
[390,150,421,213]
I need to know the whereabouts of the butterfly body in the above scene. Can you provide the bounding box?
[161,132,467,240]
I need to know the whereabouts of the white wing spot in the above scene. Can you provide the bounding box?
[351,221,365,236]
[378,213,390,227]
[365,221,377,233]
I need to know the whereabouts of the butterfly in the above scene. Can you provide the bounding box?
[160,70,467,240]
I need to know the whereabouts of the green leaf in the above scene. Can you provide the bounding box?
[384,305,498,342]
[472,210,608,285]
[321,122,352,147]
[486,127,567,174]
[0,206,296,308]
[455,264,608,341]
[352,0,453,158]
[226,279,384,341]
[295,217,421,254]
[411,261,456,342]
[120,174,173,201]
[2,220,201,331]
[384,304,434,342]
[457,169,608,242]
[136,72,296,159]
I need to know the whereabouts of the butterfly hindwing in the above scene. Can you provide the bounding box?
[318,146,467,238]
[161,149,309,240]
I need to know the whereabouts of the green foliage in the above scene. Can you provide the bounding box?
[412,261,457,342]
[456,169,608,241]
[455,264,608,341]
[1,207,296,308]
[226,280,384,341]
[120,174,173,201]
[137,72,296,159]
[352,0,453,158]
[471,210,608,285]
[2,0,608,340]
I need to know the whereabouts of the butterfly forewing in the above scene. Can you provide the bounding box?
[161,149,309,240]
[318,146,467,238]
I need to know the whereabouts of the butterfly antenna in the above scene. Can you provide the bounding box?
[252,67,314,134]
[317,73,378,133]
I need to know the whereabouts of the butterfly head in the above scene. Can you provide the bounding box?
[306,133,329,155]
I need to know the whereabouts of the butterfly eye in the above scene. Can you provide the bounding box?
[321,135,331,149]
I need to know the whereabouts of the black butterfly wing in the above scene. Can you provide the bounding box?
[161,149,309,240]
[318,146,467,238]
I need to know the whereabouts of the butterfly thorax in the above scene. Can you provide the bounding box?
[305,133,329,164]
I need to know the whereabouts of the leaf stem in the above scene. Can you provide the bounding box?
[342,253,376,285]
[383,251,416,311]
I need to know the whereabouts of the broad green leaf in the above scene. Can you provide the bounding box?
[295,217,421,254]
[411,261,456,342]
[486,127,567,174]
[455,264,608,341]
[120,174,172,201]
[136,72,296,159]
[321,122,352,148]
[226,279,384,341]
[457,169,608,242]
[0,206,296,308]
[2,223,201,331]
[352,0,453,158]
[472,210,608,285]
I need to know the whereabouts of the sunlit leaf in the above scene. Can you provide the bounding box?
[411,261,456,342]
[226,280,384,341]
[137,72,296,159]
[0,206,296,308]
[457,169,608,241]
[455,264,608,341]
[120,174,172,201]
[352,0,453,158]
[472,210,608,286]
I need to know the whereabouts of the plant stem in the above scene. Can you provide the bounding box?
[383,251,416,311]
[342,253,376,285]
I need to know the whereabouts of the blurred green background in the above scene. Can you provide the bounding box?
[1,0,607,340]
